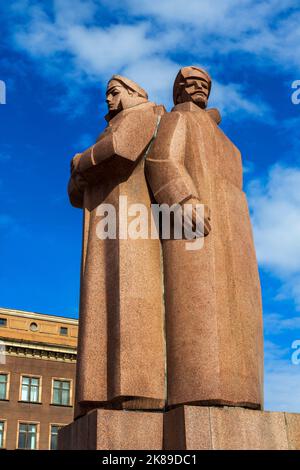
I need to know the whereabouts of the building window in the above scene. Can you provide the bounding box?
[30,322,38,332]
[60,327,68,336]
[52,379,71,406]
[21,376,40,402]
[0,318,7,327]
[0,374,8,400]
[0,421,5,449]
[18,423,38,450]
[50,424,62,450]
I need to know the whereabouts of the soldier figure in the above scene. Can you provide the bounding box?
[69,76,166,417]
[146,66,264,409]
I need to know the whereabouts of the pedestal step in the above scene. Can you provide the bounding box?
[58,408,163,450]
[164,406,300,450]
[58,406,300,450]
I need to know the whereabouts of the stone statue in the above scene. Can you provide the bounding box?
[59,68,300,451]
[145,66,264,409]
[68,75,166,417]
[69,69,264,417]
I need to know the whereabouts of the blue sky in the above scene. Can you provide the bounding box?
[1,0,300,412]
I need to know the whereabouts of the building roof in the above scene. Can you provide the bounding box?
[0,307,78,358]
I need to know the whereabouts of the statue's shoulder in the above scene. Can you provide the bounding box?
[108,103,167,157]
[172,102,221,126]
[109,102,164,131]
[159,106,188,127]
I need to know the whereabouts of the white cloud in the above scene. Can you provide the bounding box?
[5,0,273,117]
[65,23,158,77]
[122,57,180,108]
[264,313,300,335]
[249,165,300,275]
[265,367,300,412]
[116,0,263,33]
[54,0,97,24]
[264,340,300,412]
[275,277,300,312]
[121,0,300,70]
[248,164,300,309]
[210,81,273,120]
[282,117,300,155]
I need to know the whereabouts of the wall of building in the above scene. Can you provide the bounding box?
[0,307,78,450]
[0,355,76,449]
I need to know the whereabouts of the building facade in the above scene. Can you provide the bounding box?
[0,307,78,450]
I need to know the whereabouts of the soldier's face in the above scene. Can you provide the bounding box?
[106,81,133,113]
[182,77,210,108]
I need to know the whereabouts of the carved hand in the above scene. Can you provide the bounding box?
[182,198,211,237]
[70,152,88,194]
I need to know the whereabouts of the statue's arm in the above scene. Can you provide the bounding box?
[145,112,200,206]
[68,108,160,208]
[145,111,211,236]
[75,129,115,177]
[75,109,159,181]
[68,152,88,208]
[67,130,117,203]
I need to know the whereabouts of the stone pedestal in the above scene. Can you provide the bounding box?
[58,406,300,450]
[58,409,163,450]
[164,406,300,450]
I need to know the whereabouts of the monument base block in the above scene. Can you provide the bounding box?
[58,406,300,450]
[58,408,163,450]
[164,406,300,450]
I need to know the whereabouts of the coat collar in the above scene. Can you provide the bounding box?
[172,102,222,125]
[105,101,156,123]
